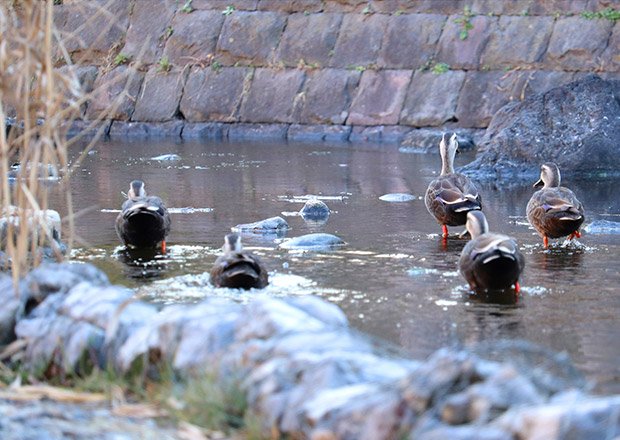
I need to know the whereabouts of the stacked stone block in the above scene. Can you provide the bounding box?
[54,0,619,140]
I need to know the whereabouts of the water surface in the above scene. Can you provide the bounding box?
[53,138,620,394]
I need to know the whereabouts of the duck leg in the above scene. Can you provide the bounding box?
[567,230,581,241]
[543,236,548,249]
[442,225,448,238]
[161,240,167,254]
[515,282,520,293]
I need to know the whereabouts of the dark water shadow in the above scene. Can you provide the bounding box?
[117,248,167,280]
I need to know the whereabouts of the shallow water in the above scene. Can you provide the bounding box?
[52,138,620,394]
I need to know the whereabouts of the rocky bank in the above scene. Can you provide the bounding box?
[1,262,620,439]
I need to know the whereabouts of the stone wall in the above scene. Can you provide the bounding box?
[55,0,620,142]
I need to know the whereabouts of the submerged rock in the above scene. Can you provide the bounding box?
[231,216,289,234]
[583,220,620,235]
[278,233,345,250]
[379,193,415,202]
[461,75,620,178]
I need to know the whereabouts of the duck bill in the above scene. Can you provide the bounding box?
[533,178,544,188]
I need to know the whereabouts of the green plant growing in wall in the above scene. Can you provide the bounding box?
[454,5,474,40]
[157,55,172,72]
[113,53,131,66]
[212,60,222,73]
[179,0,193,13]
[581,7,620,22]
[166,27,174,38]
[362,4,371,15]
[222,5,234,16]
[395,10,403,16]
[432,63,450,74]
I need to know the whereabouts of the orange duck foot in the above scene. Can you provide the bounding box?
[515,282,520,293]
[568,231,581,240]
[543,236,548,249]
[162,240,167,254]
[442,225,448,238]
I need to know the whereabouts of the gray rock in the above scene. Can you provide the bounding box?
[300,199,330,220]
[435,14,496,70]
[240,68,306,123]
[132,67,187,122]
[348,70,412,125]
[299,69,361,125]
[181,122,228,139]
[584,220,620,235]
[400,70,466,127]
[85,66,144,121]
[276,13,342,66]
[180,67,252,123]
[279,233,345,250]
[0,275,20,345]
[328,13,387,68]
[122,0,176,64]
[227,123,289,140]
[216,11,287,66]
[461,75,620,177]
[232,216,289,233]
[108,121,184,138]
[162,10,224,65]
[287,124,352,142]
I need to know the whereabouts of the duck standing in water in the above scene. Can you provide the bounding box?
[210,233,269,289]
[526,163,584,249]
[459,211,525,292]
[425,133,482,238]
[115,180,171,252]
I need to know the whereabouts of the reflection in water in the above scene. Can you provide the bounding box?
[116,248,167,280]
[47,138,620,395]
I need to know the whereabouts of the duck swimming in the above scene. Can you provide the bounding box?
[425,133,482,238]
[459,211,525,292]
[210,233,269,289]
[115,180,171,252]
[526,163,584,249]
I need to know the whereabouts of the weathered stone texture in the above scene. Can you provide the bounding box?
[122,0,176,64]
[481,16,554,69]
[600,22,620,72]
[228,123,289,139]
[216,11,286,66]
[162,10,224,65]
[300,69,361,124]
[182,122,228,139]
[288,124,352,141]
[133,67,186,122]
[348,70,412,125]
[180,66,252,122]
[257,0,325,13]
[57,0,131,65]
[191,0,259,10]
[545,17,614,70]
[108,121,185,138]
[435,15,496,70]
[455,71,517,128]
[377,14,445,69]
[328,14,388,68]
[240,68,306,123]
[85,67,144,121]
[323,0,375,13]
[400,70,466,127]
[276,13,343,66]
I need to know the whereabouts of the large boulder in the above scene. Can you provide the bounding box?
[461,75,620,178]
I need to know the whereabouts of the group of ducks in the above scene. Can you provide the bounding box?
[114,132,585,293]
[426,133,585,292]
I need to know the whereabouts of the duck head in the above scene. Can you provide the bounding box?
[128,180,146,199]
[440,132,459,175]
[465,210,489,239]
[533,163,561,188]
[223,233,243,254]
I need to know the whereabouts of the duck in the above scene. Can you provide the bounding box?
[115,180,171,252]
[210,233,269,289]
[459,211,525,292]
[526,162,584,249]
[425,132,482,238]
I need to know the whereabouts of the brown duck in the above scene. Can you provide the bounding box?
[425,133,482,238]
[210,233,269,290]
[526,163,584,249]
[459,211,525,292]
[115,180,171,252]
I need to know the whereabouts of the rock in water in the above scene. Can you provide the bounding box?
[232,216,289,233]
[279,233,345,250]
[584,220,620,235]
[300,199,330,220]
[461,75,620,178]
[379,193,415,202]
